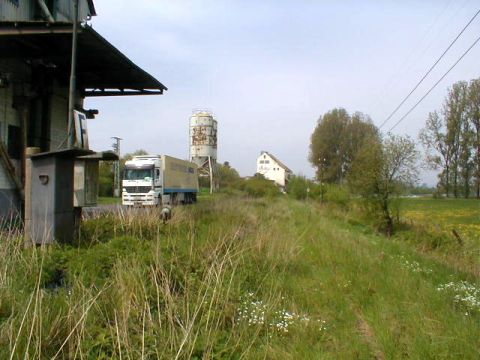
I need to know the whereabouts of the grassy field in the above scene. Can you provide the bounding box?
[0,195,479,358]
[396,197,479,273]
[400,197,479,236]
[97,197,122,205]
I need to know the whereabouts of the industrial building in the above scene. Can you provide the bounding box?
[256,151,292,189]
[189,110,218,193]
[0,0,166,219]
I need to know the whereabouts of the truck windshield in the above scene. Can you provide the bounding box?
[124,169,153,181]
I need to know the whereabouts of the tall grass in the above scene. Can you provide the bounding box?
[0,197,304,358]
[1,195,479,358]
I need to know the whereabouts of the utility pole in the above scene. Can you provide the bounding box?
[111,137,122,197]
[67,0,79,148]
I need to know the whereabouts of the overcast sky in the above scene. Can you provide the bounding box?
[86,0,480,185]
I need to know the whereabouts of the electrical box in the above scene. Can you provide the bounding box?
[28,149,118,244]
[29,149,92,244]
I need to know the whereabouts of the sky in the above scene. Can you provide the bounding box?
[85,0,480,185]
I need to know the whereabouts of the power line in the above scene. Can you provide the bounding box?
[379,8,480,129]
[388,34,480,132]
[367,0,453,112]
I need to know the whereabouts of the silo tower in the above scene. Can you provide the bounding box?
[189,110,218,193]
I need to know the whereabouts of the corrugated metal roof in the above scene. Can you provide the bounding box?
[0,0,95,22]
[0,21,167,96]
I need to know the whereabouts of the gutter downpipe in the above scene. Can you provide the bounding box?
[67,0,79,149]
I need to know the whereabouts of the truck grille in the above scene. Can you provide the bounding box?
[124,186,152,193]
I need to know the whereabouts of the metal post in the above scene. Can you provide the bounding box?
[208,156,214,194]
[24,147,40,245]
[67,0,79,148]
[112,137,122,197]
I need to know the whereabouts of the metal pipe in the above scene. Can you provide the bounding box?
[36,0,55,23]
[67,0,79,148]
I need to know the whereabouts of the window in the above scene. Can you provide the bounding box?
[264,160,270,164]
[124,169,153,181]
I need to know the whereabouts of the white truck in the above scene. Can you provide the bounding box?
[122,155,199,206]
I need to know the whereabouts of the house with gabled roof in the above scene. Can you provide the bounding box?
[256,151,292,188]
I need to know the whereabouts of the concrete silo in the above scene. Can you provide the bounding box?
[189,110,218,193]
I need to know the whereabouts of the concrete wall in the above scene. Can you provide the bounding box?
[0,60,80,219]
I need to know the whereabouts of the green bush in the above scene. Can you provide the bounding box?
[323,184,350,207]
[287,176,310,200]
[286,175,329,201]
[241,176,279,198]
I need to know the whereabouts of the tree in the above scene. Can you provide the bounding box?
[444,81,468,197]
[468,79,480,198]
[459,117,473,198]
[420,81,475,198]
[98,161,114,197]
[309,108,349,183]
[420,111,453,196]
[217,161,241,188]
[342,112,380,176]
[121,149,149,173]
[309,108,379,184]
[349,134,418,236]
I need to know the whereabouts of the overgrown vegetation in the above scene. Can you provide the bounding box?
[1,195,478,358]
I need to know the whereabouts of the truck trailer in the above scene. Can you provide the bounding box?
[122,155,199,206]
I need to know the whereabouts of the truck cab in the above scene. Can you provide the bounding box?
[122,156,161,206]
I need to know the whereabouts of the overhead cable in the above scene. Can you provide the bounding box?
[388,34,480,132]
[379,8,480,129]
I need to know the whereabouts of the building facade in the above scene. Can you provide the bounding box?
[256,151,292,188]
[0,0,95,22]
[0,0,166,218]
